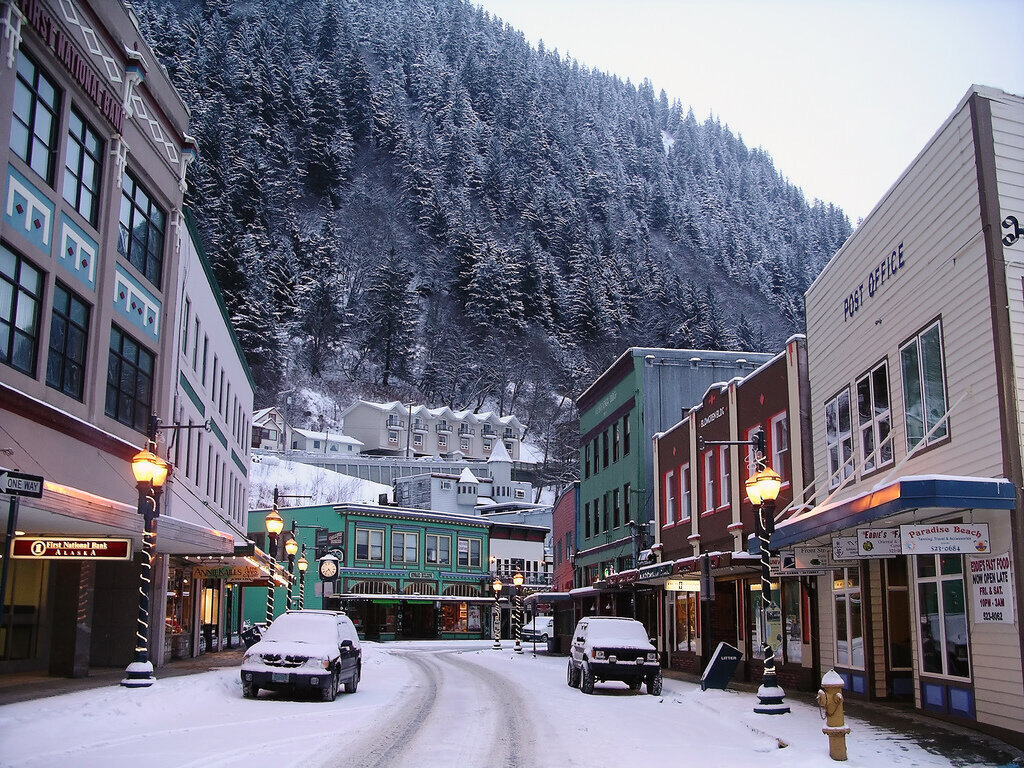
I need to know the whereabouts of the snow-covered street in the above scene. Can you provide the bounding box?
[0,641,990,768]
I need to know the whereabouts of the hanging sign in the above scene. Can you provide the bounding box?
[900,523,990,555]
[665,578,700,592]
[856,527,901,557]
[970,552,1014,624]
[192,566,261,581]
[794,546,831,569]
[11,537,131,560]
[832,536,860,562]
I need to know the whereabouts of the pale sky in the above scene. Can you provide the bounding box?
[473,0,1024,224]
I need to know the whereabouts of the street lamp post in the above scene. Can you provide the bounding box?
[284,524,299,609]
[746,465,789,715]
[513,572,524,655]
[297,547,309,610]
[264,489,284,626]
[492,578,503,650]
[121,430,170,688]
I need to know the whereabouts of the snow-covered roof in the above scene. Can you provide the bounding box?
[291,428,363,446]
[458,468,479,484]
[488,440,513,463]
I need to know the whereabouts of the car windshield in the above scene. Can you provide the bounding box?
[261,614,337,643]
[586,619,650,645]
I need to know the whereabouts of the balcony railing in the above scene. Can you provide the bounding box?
[458,425,474,436]
[481,427,496,436]
[435,423,452,433]
[386,418,405,428]
[503,429,518,439]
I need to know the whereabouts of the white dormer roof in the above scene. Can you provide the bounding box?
[458,468,479,484]
[488,440,513,464]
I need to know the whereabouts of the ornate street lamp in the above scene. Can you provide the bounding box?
[492,578,503,650]
[284,530,299,609]
[746,465,789,715]
[121,440,170,688]
[264,491,284,626]
[513,572,524,655]
[297,547,309,610]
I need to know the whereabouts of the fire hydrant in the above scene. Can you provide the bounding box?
[818,669,851,761]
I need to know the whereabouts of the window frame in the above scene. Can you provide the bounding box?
[62,107,104,226]
[718,445,730,508]
[832,567,865,671]
[425,534,451,565]
[0,244,44,377]
[104,324,154,433]
[701,450,715,515]
[391,531,419,564]
[900,320,950,453]
[824,387,855,490]
[117,171,166,289]
[46,280,90,400]
[664,468,677,526]
[11,50,61,184]
[915,553,971,680]
[457,536,482,568]
[856,360,893,474]
[355,528,384,562]
[769,412,791,484]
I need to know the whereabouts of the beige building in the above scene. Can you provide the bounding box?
[0,0,237,677]
[778,86,1024,744]
[340,400,524,461]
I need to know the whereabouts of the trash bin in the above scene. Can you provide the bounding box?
[547,637,558,654]
[241,624,262,648]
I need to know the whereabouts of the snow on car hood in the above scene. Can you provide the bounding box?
[586,632,655,650]
[245,639,338,660]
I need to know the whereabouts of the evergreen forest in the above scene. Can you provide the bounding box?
[134,0,852,478]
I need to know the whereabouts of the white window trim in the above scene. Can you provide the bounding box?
[825,388,855,490]
[679,464,691,522]
[356,528,384,562]
[718,445,730,508]
[832,568,864,670]
[900,320,949,452]
[665,469,676,525]
[702,451,715,514]
[914,554,971,680]
[769,412,790,485]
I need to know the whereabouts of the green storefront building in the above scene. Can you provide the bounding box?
[247,502,494,640]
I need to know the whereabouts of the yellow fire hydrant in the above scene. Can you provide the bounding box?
[818,669,851,761]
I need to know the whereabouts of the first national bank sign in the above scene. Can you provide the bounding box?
[12,537,132,560]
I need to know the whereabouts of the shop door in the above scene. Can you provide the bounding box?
[403,602,437,638]
[710,582,739,652]
[883,558,914,699]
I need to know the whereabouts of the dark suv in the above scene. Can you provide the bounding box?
[241,610,361,701]
[566,616,662,695]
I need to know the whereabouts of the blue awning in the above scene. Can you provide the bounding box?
[771,475,1016,550]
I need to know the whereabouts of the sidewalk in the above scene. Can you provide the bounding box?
[661,668,1024,767]
[0,646,245,706]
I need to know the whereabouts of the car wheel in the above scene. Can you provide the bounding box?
[242,682,258,699]
[541,634,549,643]
[345,666,360,694]
[322,670,338,702]
[647,670,663,696]
[566,661,580,688]
[580,662,595,694]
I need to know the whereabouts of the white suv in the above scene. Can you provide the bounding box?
[566,616,662,695]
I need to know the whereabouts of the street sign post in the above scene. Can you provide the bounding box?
[0,470,43,656]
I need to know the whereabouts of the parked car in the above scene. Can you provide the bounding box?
[566,616,662,695]
[522,615,555,644]
[241,610,361,701]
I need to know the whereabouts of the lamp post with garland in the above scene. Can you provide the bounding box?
[297,547,309,610]
[120,434,170,688]
[746,464,789,715]
[264,490,284,626]
[512,571,524,654]
[284,529,299,609]
[492,578,503,649]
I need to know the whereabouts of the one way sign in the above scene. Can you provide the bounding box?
[0,471,44,498]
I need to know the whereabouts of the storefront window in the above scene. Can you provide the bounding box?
[441,601,469,632]
[833,567,863,669]
[782,579,802,664]
[165,568,193,659]
[675,590,698,652]
[748,580,781,661]
[916,554,970,678]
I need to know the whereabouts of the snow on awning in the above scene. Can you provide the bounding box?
[771,475,1016,550]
